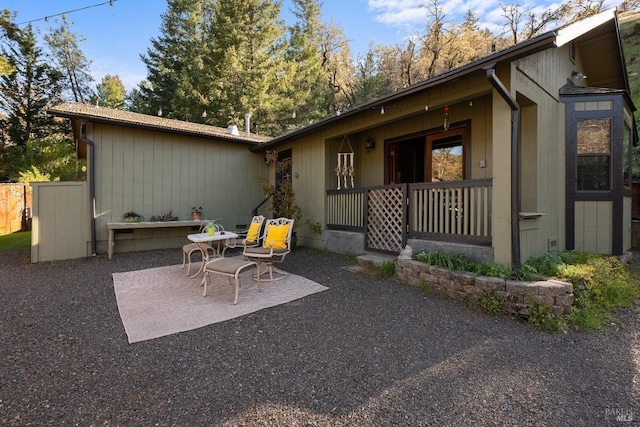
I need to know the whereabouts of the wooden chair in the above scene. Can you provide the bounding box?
[242,217,294,281]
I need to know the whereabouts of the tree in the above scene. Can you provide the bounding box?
[206,0,287,134]
[418,0,450,79]
[44,16,94,103]
[0,9,18,76]
[315,20,354,113]
[0,24,67,181]
[283,0,332,128]
[96,74,126,109]
[350,47,391,105]
[139,0,213,121]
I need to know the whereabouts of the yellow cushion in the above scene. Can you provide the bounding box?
[263,224,289,249]
[246,222,261,243]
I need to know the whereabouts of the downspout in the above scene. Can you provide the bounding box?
[79,120,97,256]
[486,67,521,269]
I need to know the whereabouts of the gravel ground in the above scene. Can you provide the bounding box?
[0,246,639,426]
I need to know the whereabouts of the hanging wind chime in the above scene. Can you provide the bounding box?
[336,135,355,190]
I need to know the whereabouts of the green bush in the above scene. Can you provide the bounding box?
[479,289,503,315]
[528,303,566,333]
[378,261,396,278]
[413,249,640,331]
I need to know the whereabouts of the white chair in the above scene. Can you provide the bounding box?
[242,217,294,281]
[224,215,265,253]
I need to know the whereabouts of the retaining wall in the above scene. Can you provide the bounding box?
[395,258,574,316]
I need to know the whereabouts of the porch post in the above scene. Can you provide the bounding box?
[486,67,521,268]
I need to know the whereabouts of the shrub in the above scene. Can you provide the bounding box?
[412,249,640,331]
[479,289,503,315]
[528,303,566,333]
[378,261,396,278]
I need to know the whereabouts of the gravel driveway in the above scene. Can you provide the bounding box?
[0,247,638,426]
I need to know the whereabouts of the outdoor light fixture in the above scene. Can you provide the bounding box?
[572,70,587,81]
[365,137,376,153]
[380,106,385,115]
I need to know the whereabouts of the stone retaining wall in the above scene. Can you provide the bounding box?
[395,258,574,316]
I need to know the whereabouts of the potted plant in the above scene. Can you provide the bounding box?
[192,206,203,220]
[258,150,303,248]
[123,211,143,222]
[200,218,225,235]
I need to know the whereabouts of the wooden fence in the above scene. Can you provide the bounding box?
[0,183,32,234]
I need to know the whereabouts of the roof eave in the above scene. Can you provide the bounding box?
[251,32,557,152]
[47,106,265,146]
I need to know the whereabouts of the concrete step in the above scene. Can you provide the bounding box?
[356,253,397,268]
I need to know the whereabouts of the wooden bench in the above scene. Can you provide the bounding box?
[107,220,203,259]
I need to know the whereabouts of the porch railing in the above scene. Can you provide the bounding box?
[409,179,492,245]
[326,187,366,230]
[326,179,492,245]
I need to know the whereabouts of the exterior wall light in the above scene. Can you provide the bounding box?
[365,137,376,153]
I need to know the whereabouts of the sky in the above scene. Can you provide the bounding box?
[3,0,624,92]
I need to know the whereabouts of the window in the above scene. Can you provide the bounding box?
[623,123,631,188]
[576,118,611,191]
[429,136,463,182]
[275,149,292,191]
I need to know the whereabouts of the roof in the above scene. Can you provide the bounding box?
[47,102,272,145]
[253,8,624,151]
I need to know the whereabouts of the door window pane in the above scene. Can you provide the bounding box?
[431,136,463,182]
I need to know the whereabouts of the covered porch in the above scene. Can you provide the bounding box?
[324,179,494,262]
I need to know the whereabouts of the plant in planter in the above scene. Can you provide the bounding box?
[258,150,303,226]
[200,218,225,235]
[305,219,322,234]
[123,211,143,222]
[192,206,203,220]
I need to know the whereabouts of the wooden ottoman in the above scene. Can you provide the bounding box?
[202,257,260,304]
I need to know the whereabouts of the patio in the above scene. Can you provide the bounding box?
[0,246,638,425]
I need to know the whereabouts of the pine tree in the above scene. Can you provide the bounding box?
[0,24,66,181]
[284,0,332,128]
[139,0,212,121]
[206,0,286,135]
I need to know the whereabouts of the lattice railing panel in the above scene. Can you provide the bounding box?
[366,186,405,253]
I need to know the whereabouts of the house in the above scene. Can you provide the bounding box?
[248,8,636,268]
[35,103,270,262]
[43,9,635,267]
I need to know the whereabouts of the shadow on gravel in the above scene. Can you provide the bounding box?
[0,247,638,425]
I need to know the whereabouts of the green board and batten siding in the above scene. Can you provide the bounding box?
[88,121,267,255]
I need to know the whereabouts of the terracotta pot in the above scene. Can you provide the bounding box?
[192,212,202,220]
